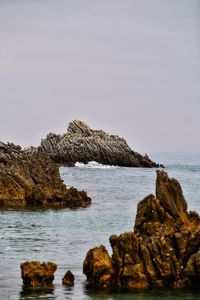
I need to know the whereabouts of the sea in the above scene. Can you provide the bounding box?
[1,152,200,300]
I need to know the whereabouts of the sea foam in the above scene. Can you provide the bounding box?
[75,161,118,169]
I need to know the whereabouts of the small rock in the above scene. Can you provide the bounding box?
[62,270,74,286]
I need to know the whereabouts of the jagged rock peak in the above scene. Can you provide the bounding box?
[40,120,162,168]
[156,170,188,221]
[67,120,93,136]
[134,171,190,232]
[83,171,200,291]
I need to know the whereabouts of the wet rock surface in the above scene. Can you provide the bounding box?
[21,261,57,289]
[0,142,91,208]
[83,171,200,290]
[40,120,161,168]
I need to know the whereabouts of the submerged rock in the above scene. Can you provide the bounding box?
[62,270,75,286]
[0,142,91,208]
[83,171,200,290]
[40,120,162,168]
[21,261,57,289]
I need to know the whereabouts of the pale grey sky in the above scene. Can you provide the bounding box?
[0,0,199,152]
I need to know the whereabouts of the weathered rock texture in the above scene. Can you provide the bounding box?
[83,171,200,290]
[21,261,57,289]
[40,120,162,168]
[0,142,91,207]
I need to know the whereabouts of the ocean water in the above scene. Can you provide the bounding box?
[0,153,200,300]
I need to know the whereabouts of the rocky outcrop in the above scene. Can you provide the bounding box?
[21,261,57,289]
[83,245,115,289]
[83,171,200,290]
[0,142,91,208]
[40,120,162,168]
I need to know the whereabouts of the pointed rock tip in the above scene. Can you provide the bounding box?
[67,120,92,135]
[156,169,188,220]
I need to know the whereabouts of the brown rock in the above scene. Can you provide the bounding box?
[156,170,188,222]
[83,171,200,291]
[62,270,74,286]
[0,142,91,208]
[21,261,57,289]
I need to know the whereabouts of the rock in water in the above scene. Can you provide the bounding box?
[0,142,91,207]
[62,270,75,286]
[83,245,115,289]
[40,120,162,167]
[83,171,200,290]
[21,261,57,289]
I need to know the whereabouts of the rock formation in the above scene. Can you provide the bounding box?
[62,270,75,286]
[83,171,200,290]
[21,261,57,289]
[40,120,162,168]
[83,245,115,289]
[0,142,91,207]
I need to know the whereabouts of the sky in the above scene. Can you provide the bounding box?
[0,0,199,153]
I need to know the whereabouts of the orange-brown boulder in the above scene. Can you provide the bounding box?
[21,261,57,289]
[83,245,115,289]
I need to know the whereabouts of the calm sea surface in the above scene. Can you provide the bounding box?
[1,153,200,300]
